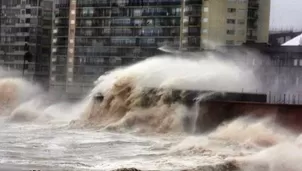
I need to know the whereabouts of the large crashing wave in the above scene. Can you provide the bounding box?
[71,54,262,133]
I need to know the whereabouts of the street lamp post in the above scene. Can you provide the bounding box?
[23,43,33,77]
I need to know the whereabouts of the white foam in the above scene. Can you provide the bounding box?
[92,54,261,96]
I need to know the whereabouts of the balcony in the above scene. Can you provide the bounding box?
[247,23,258,29]
[185,0,202,5]
[141,11,178,17]
[55,11,69,18]
[184,11,201,16]
[247,35,257,41]
[247,12,258,20]
[248,2,259,9]
[54,40,68,46]
[183,20,201,26]
[185,32,201,37]
[55,3,70,8]
[91,2,111,7]
[115,0,181,6]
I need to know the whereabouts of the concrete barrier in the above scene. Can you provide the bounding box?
[196,101,302,133]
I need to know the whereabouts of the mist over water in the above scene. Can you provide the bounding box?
[0,50,302,170]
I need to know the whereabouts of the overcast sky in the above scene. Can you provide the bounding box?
[270,0,302,30]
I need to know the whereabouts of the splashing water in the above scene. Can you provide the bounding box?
[92,55,260,95]
[0,78,43,116]
[73,54,261,132]
[1,51,302,170]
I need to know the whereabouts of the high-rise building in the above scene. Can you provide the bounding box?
[0,0,53,89]
[51,0,270,99]
[201,0,270,49]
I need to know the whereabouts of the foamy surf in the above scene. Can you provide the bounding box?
[0,51,302,171]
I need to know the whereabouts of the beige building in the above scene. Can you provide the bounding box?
[199,0,270,49]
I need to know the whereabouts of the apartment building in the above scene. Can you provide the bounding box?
[0,0,53,89]
[201,0,270,49]
[51,0,270,99]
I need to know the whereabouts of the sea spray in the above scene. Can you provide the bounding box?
[209,116,297,148]
[74,54,262,133]
[92,55,260,93]
[0,73,83,123]
[8,96,48,122]
[227,142,302,171]
[0,78,43,115]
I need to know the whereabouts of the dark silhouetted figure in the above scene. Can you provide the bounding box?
[23,43,33,76]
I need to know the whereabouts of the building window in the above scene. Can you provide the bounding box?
[226,40,234,45]
[237,9,246,16]
[203,7,209,12]
[227,30,235,35]
[236,41,243,45]
[227,8,236,13]
[85,20,92,26]
[202,29,208,33]
[133,9,142,16]
[82,7,94,17]
[238,19,245,24]
[237,29,245,35]
[294,59,298,66]
[227,19,236,24]
[26,9,31,14]
[203,18,208,22]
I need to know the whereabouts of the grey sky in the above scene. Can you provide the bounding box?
[270,0,302,30]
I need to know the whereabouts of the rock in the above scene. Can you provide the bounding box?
[112,168,142,171]
[182,162,241,171]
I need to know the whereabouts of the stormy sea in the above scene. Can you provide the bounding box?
[1,50,302,171]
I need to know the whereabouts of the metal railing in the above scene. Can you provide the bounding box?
[267,92,302,105]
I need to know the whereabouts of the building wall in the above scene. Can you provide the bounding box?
[50,0,69,96]
[256,0,270,43]
[202,0,228,49]
[202,0,270,49]
[51,0,271,99]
